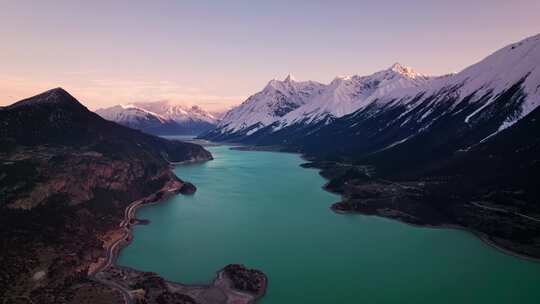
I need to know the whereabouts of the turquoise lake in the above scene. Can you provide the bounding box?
[118,145,540,303]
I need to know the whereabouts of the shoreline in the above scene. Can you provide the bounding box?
[90,164,267,304]
[88,178,184,304]
[332,205,540,263]
[214,141,540,263]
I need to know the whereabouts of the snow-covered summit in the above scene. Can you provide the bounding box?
[388,63,427,79]
[215,65,432,135]
[216,76,325,134]
[132,100,218,124]
[96,101,218,135]
[96,104,170,126]
[275,63,432,127]
[205,33,540,142]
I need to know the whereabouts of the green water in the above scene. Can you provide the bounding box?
[118,146,540,303]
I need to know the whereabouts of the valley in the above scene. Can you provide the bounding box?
[118,145,540,304]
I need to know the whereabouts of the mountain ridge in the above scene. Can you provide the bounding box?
[202,33,540,151]
[96,100,218,135]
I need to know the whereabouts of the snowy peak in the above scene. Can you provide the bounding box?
[371,63,430,84]
[96,101,218,135]
[277,64,432,127]
[131,100,218,124]
[206,33,540,141]
[265,75,307,92]
[388,63,425,79]
[96,104,170,125]
[216,76,326,134]
[213,66,434,135]
[284,73,295,82]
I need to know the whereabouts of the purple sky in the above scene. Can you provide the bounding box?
[1,0,539,111]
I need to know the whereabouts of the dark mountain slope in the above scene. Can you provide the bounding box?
[350,78,527,178]
[431,104,540,207]
[0,88,211,162]
[0,88,212,302]
[321,97,540,259]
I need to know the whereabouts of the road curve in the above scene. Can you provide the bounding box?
[88,199,143,304]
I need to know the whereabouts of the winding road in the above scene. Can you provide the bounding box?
[88,181,183,304]
[88,199,143,304]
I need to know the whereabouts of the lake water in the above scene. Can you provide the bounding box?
[118,145,540,303]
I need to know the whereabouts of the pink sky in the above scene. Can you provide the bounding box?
[1,1,539,111]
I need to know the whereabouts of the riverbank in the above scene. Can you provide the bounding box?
[89,167,267,304]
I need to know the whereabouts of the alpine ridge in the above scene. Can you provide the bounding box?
[202,63,431,141]
[97,100,218,135]
[202,76,326,141]
[201,33,540,154]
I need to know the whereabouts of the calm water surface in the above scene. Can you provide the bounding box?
[118,146,540,303]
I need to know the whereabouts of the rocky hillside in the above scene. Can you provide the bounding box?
[0,88,213,303]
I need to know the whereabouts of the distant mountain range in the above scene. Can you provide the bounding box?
[201,33,540,258]
[96,101,220,135]
[202,63,434,141]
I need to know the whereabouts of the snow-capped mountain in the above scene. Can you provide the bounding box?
[132,100,218,125]
[203,33,540,154]
[275,63,432,129]
[203,75,325,140]
[259,33,540,174]
[202,64,432,141]
[96,101,217,135]
[95,105,178,134]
